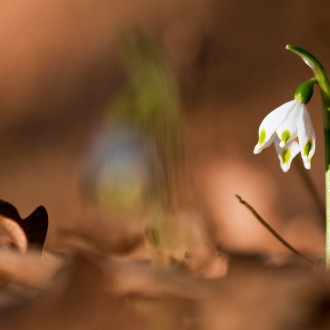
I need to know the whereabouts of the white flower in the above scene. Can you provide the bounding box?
[274,137,300,172]
[253,99,315,172]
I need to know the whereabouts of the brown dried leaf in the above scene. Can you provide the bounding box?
[0,200,48,252]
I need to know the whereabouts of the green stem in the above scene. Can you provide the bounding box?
[286,44,330,268]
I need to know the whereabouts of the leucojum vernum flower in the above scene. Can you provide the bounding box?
[254,45,330,268]
[254,80,316,172]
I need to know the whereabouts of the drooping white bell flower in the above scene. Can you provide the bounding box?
[274,137,300,172]
[253,80,316,172]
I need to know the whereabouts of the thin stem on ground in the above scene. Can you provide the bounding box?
[236,194,315,266]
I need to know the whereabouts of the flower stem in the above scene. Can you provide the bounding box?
[286,44,330,268]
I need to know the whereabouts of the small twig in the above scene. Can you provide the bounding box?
[235,194,315,266]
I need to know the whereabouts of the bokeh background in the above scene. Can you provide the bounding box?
[0,0,329,257]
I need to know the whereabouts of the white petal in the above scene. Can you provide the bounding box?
[254,100,295,153]
[297,105,316,169]
[274,138,300,172]
[276,100,302,147]
[254,135,275,154]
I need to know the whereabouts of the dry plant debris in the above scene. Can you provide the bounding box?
[0,201,328,329]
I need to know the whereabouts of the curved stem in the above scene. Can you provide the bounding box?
[236,195,314,266]
[286,44,330,268]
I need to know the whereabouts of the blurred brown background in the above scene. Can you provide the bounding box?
[0,0,329,256]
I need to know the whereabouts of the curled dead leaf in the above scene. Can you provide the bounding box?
[0,200,48,253]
